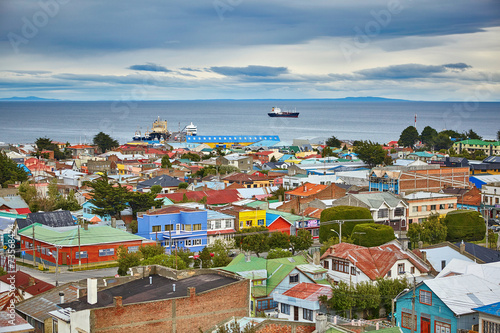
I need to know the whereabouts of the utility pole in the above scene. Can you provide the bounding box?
[78,224,81,268]
[55,246,60,287]
[411,276,416,332]
[32,225,36,267]
[484,206,489,248]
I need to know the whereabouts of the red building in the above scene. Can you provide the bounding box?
[18,224,155,267]
[267,216,293,235]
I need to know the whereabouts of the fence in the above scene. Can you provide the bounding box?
[326,314,393,331]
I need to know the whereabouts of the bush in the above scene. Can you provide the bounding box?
[319,206,374,243]
[444,210,486,242]
[351,224,395,247]
[267,248,292,259]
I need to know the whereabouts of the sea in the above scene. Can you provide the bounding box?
[0,100,498,145]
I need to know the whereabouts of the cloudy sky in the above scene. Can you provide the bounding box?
[1,0,499,101]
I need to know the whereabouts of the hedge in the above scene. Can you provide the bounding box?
[351,223,396,247]
[319,206,374,243]
[444,210,486,242]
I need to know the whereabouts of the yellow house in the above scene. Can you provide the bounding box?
[453,139,500,157]
[213,205,266,231]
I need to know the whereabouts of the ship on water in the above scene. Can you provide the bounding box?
[132,116,197,142]
[268,107,299,118]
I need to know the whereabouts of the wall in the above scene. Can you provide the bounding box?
[88,279,250,333]
[254,320,315,333]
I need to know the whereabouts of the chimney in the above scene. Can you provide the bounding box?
[460,240,465,254]
[418,241,423,249]
[313,251,320,265]
[111,217,116,228]
[87,278,98,305]
[421,250,427,262]
[316,313,328,333]
[113,296,122,308]
[28,277,35,287]
[188,287,196,298]
[59,292,64,304]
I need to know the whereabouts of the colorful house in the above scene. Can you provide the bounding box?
[137,205,208,253]
[213,205,266,231]
[395,275,500,333]
[18,223,154,266]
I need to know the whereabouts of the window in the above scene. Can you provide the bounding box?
[430,205,436,210]
[439,204,445,210]
[281,303,290,315]
[207,222,213,230]
[152,225,161,232]
[410,266,415,274]
[75,251,88,259]
[53,318,58,333]
[398,263,405,275]
[333,259,350,274]
[378,209,389,219]
[194,239,202,245]
[312,229,319,237]
[394,207,404,216]
[323,260,329,270]
[215,220,221,229]
[303,308,313,321]
[387,270,391,277]
[412,206,419,212]
[351,266,356,275]
[193,224,202,231]
[257,219,265,226]
[99,248,114,257]
[184,224,192,231]
[128,246,139,253]
[419,290,432,305]
[421,205,427,212]
[164,225,173,231]
[441,260,446,270]
[289,273,299,284]
[482,319,500,333]
[246,220,252,227]
[435,321,451,333]
[401,312,416,330]
[257,299,274,311]
[185,239,192,246]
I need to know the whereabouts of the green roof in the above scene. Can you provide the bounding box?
[245,201,269,209]
[266,209,314,223]
[0,212,27,219]
[455,139,500,147]
[222,253,310,297]
[18,223,151,246]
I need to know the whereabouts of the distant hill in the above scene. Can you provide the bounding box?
[0,96,60,101]
[333,96,409,102]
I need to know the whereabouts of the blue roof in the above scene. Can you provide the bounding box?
[473,301,500,316]
[186,135,280,143]
[248,140,281,147]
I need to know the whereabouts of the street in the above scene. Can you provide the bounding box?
[16,265,118,285]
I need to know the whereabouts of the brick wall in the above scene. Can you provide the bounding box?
[254,320,316,333]
[400,167,469,194]
[90,279,250,333]
[279,184,346,214]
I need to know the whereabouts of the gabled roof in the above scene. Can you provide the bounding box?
[473,301,500,317]
[349,192,406,209]
[424,275,500,315]
[282,282,332,301]
[0,271,53,297]
[137,175,181,189]
[16,210,75,230]
[286,183,327,197]
[453,242,500,263]
[159,189,243,205]
[321,243,429,280]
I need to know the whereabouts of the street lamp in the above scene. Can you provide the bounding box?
[330,229,341,244]
[391,288,410,325]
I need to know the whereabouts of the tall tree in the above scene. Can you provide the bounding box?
[497,130,500,141]
[326,135,342,148]
[93,132,119,153]
[161,155,172,168]
[407,214,447,245]
[85,173,129,218]
[353,140,386,168]
[289,229,313,254]
[420,126,438,146]
[127,191,163,218]
[398,126,419,148]
[465,129,482,140]
[0,152,28,188]
[235,226,269,257]
[433,132,453,150]
[268,231,290,249]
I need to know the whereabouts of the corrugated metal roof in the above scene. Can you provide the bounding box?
[473,301,500,316]
[186,135,280,143]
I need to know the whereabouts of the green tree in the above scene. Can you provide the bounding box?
[235,226,269,257]
[85,173,129,218]
[267,248,292,259]
[181,152,201,162]
[93,132,119,153]
[207,239,232,268]
[420,126,438,146]
[139,244,165,259]
[269,186,285,201]
[444,210,486,242]
[319,281,355,316]
[117,245,142,276]
[433,132,453,151]
[178,182,188,189]
[270,155,277,162]
[319,206,374,243]
[326,136,342,148]
[268,232,290,249]
[0,152,29,188]
[407,214,447,245]
[289,229,313,254]
[129,220,138,234]
[356,281,381,317]
[398,126,419,148]
[143,254,187,269]
[440,129,466,141]
[175,248,195,268]
[18,181,38,211]
[376,277,411,314]
[161,155,172,169]
[465,129,482,140]
[55,189,81,211]
[354,140,386,168]
[322,146,337,158]
[197,246,213,268]
[127,191,163,218]
[351,224,396,247]
[150,185,163,194]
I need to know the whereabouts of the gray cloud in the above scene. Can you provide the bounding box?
[128,63,171,72]
[210,66,288,77]
[355,63,472,80]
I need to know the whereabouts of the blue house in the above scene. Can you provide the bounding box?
[395,275,500,333]
[137,205,207,253]
[82,201,111,222]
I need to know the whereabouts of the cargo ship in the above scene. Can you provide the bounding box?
[268,107,299,118]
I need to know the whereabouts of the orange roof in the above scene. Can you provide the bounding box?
[286,183,327,197]
[283,283,332,301]
[302,207,323,219]
[89,215,102,223]
[67,144,94,149]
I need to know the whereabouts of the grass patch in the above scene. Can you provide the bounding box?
[68,262,118,272]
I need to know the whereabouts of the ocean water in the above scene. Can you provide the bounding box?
[0,100,498,145]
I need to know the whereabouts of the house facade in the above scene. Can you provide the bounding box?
[213,205,266,231]
[453,139,500,157]
[137,206,208,253]
[206,209,236,246]
[481,182,500,220]
[404,192,458,224]
[217,154,253,173]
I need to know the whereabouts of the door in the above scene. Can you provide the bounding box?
[293,306,299,321]
[62,253,67,265]
[421,317,430,333]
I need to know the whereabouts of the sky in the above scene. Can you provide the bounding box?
[1,0,500,101]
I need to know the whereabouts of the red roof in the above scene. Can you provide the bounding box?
[145,205,199,215]
[255,151,273,156]
[89,215,102,223]
[207,229,236,235]
[0,271,54,296]
[286,183,327,197]
[321,243,429,280]
[67,144,94,149]
[223,173,269,183]
[283,282,332,301]
[302,207,323,219]
[158,189,242,205]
